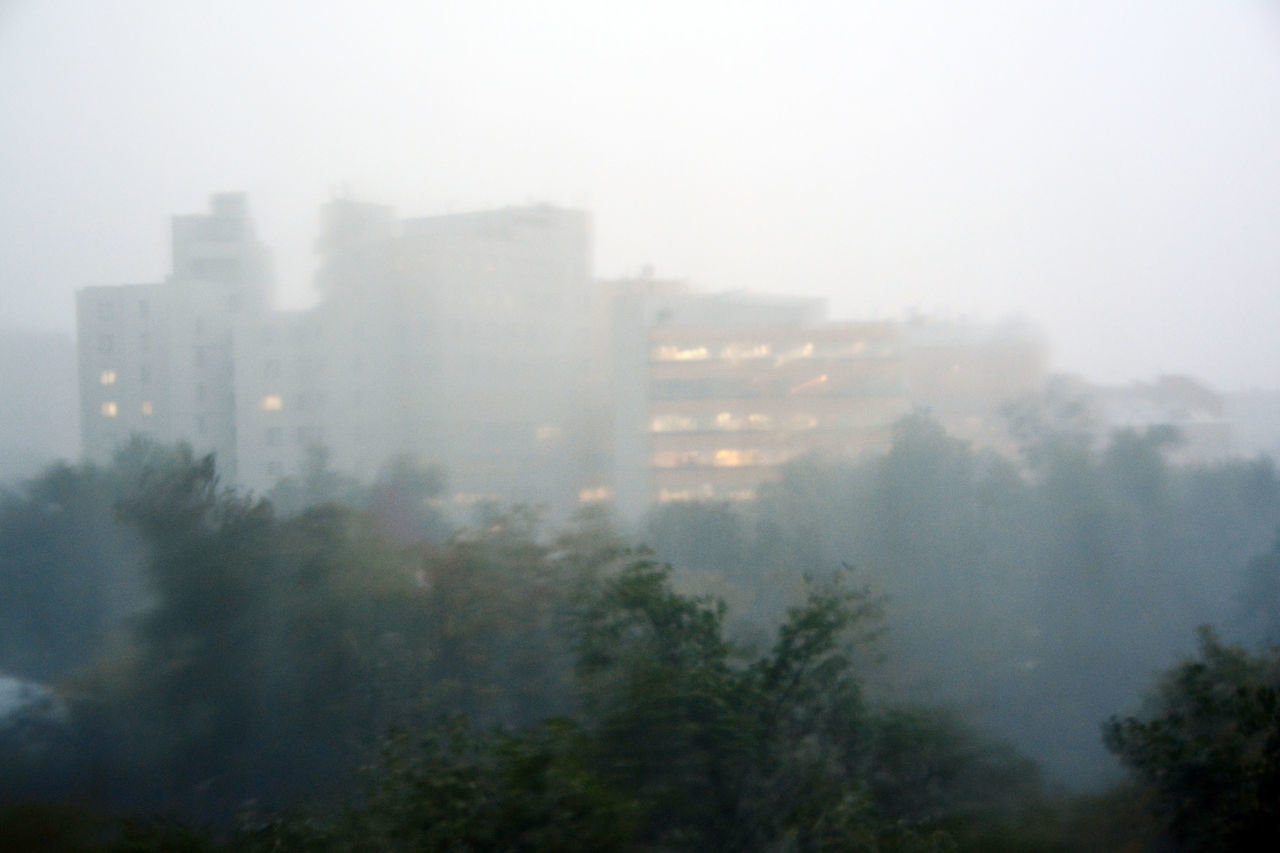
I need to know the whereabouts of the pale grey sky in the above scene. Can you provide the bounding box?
[2,0,1278,389]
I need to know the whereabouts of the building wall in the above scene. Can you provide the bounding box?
[902,319,1049,455]
[606,280,909,516]
[644,320,907,504]
[0,329,79,482]
[76,283,174,462]
[76,194,271,475]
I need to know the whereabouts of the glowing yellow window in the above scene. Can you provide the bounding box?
[101,401,118,418]
[714,449,759,467]
[653,345,709,361]
[141,401,154,416]
[260,394,283,412]
[100,369,117,385]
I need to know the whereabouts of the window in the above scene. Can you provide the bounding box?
[140,365,151,384]
[266,427,282,447]
[101,401,118,417]
[261,394,283,412]
[99,369,117,385]
[713,449,759,467]
[141,401,154,416]
[653,344,709,362]
[99,335,114,355]
[97,301,113,320]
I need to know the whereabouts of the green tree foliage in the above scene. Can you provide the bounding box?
[249,561,986,852]
[1,442,1061,849]
[1103,628,1280,851]
[643,412,1280,788]
[1236,531,1280,645]
[266,444,366,516]
[0,444,155,680]
[0,444,598,816]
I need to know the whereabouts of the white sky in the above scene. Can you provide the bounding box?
[2,0,1278,389]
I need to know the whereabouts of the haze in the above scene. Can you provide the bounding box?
[3,0,1279,391]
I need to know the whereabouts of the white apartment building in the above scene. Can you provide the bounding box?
[77,193,271,480]
[232,199,604,514]
[79,192,1051,520]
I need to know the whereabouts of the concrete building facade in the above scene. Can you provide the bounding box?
[78,192,1053,521]
[77,193,271,478]
[606,278,911,518]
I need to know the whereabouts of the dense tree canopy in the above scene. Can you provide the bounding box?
[1104,628,1280,851]
[3,413,1279,849]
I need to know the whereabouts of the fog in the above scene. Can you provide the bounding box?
[3,1,1280,389]
[5,3,1280,849]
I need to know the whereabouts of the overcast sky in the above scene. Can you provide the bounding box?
[2,1,1278,389]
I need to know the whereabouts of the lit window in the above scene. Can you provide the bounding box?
[715,412,743,430]
[261,394,283,412]
[721,343,770,361]
[651,414,697,432]
[535,425,563,442]
[578,486,613,503]
[789,374,829,395]
[713,449,759,467]
[775,342,814,365]
[101,401,118,418]
[99,369,117,385]
[653,345,709,361]
[141,401,154,416]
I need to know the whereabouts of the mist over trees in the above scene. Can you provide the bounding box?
[2,412,1280,850]
[643,411,1280,788]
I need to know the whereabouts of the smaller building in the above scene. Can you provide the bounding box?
[1090,374,1232,464]
[77,193,272,477]
[607,279,910,517]
[902,317,1049,456]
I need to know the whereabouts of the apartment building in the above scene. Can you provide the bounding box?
[606,278,911,518]
[78,192,1051,520]
[77,194,271,478]
[231,200,604,514]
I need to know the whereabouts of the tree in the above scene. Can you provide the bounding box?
[1236,531,1280,646]
[0,452,147,680]
[1103,627,1280,851]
